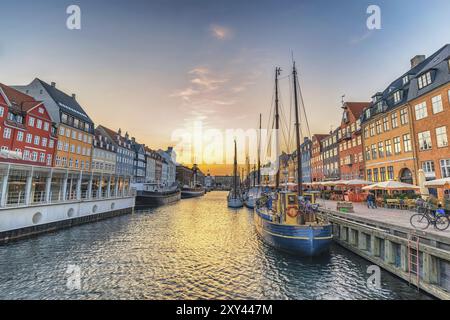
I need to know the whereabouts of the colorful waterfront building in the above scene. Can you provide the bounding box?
[322,129,340,181]
[338,102,369,180]
[158,147,177,188]
[131,137,146,184]
[361,52,445,185]
[92,128,117,175]
[0,84,57,167]
[407,45,450,197]
[96,126,134,177]
[310,134,328,182]
[13,79,94,172]
[300,137,312,184]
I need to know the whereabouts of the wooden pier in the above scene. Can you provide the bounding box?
[317,200,450,300]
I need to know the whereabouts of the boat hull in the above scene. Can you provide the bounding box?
[244,198,256,209]
[228,197,244,208]
[254,208,332,256]
[135,190,181,207]
[181,189,205,199]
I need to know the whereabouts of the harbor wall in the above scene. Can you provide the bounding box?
[0,196,135,243]
[318,208,450,300]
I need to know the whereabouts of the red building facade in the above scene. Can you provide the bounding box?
[0,84,56,166]
[338,102,369,180]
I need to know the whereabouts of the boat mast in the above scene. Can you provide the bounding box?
[233,140,237,198]
[293,62,303,196]
[275,67,281,190]
[257,113,261,186]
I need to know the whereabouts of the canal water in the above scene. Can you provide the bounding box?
[0,192,430,300]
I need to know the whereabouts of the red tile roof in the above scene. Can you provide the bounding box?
[345,102,370,119]
[0,83,41,112]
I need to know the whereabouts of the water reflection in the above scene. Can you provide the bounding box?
[0,192,431,300]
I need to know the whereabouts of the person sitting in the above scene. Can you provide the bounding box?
[435,204,446,217]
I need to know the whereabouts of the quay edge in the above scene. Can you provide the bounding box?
[317,207,450,300]
[0,196,135,244]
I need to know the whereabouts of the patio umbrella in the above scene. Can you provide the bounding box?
[343,179,374,186]
[417,169,429,196]
[424,177,450,188]
[362,180,420,191]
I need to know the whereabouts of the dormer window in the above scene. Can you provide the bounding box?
[447,59,450,72]
[365,109,371,118]
[376,102,383,112]
[393,91,401,104]
[418,71,432,89]
[402,75,409,85]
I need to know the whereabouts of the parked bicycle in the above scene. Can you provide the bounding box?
[410,205,450,231]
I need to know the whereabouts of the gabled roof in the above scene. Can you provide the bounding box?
[344,102,370,119]
[362,44,450,123]
[37,78,94,125]
[312,134,329,142]
[0,83,42,112]
[97,125,133,150]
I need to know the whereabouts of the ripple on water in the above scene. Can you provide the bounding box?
[0,192,432,300]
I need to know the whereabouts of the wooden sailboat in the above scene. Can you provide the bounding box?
[254,63,332,256]
[228,140,244,208]
[244,114,263,209]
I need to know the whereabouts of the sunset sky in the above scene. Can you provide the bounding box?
[2,0,450,175]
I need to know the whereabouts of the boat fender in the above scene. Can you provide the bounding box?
[287,207,298,218]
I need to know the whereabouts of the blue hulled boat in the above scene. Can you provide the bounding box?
[254,192,332,256]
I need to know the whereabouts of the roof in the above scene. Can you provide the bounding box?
[344,102,370,119]
[37,79,94,125]
[97,125,133,150]
[362,44,450,123]
[312,134,329,142]
[0,83,42,112]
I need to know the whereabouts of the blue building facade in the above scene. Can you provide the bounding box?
[300,137,312,183]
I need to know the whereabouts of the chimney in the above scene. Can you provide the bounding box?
[411,55,426,68]
[71,94,76,100]
[51,82,56,87]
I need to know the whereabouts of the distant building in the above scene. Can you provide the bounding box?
[97,126,134,177]
[131,137,146,183]
[158,147,177,188]
[311,134,328,182]
[92,128,117,174]
[300,137,312,183]
[338,102,368,180]
[214,175,233,189]
[322,129,340,181]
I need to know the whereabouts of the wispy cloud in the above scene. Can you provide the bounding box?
[210,24,233,40]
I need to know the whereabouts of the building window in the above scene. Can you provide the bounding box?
[365,147,371,161]
[400,108,409,125]
[422,161,435,174]
[385,140,392,156]
[17,131,24,141]
[380,167,386,182]
[415,102,428,120]
[387,166,394,180]
[436,126,448,148]
[432,95,443,114]
[44,122,49,131]
[0,106,4,117]
[391,113,399,128]
[383,116,389,131]
[36,119,42,129]
[47,155,52,166]
[403,134,412,152]
[32,152,38,162]
[26,134,32,143]
[373,168,379,182]
[42,138,47,147]
[418,131,432,151]
[364,127,369,139]
[28,117,35,127]
[378,142,384,158]
[367,169,372,182]
[66,129,70,138]
[393,137,401,154]
[49,140,54,148]
[61,113,68,123]
[393,91,401,104]
[376,120,382,134]
[3,128,11,139]
[418,71,432,89]
[441,159,450,178]
[370,123,375,136]
[402,75,409,85]
[39,153,45,163]
[371,144,377,160]
[34,136,40,145]
[59,127,65,135]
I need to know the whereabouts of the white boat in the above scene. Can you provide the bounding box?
[244,186,262,209]
[228,193,243,208]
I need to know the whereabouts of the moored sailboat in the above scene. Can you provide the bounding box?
[228,140,244,208]
[254,63,332,256]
